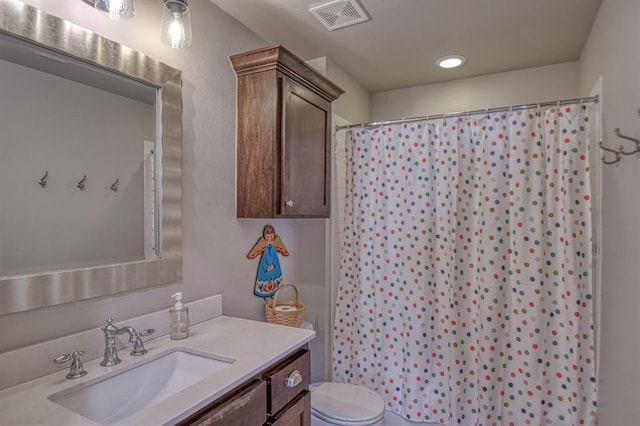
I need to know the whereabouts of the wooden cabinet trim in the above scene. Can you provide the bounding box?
[230,45,344,102]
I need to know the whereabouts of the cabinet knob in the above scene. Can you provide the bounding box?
[286,200,294,207]
[284,369,303,388]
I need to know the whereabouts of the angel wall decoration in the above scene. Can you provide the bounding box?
[247,224,289,298]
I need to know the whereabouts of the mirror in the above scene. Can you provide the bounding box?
[0,0,182,315]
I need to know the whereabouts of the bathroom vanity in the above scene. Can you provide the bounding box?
[0,316,314,425]
[179,348,310,426]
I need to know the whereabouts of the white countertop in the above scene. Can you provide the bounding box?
[0,316,315,425]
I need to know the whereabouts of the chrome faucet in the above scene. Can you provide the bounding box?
[100,318,155,367]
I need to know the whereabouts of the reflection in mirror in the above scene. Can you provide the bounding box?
[0,32,157,276]
[0,0,182,315]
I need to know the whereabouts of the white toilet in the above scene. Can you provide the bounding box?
[299,321,385,426]
[309,382,385,426]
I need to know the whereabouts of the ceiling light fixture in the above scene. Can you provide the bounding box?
[160,0,193,49]
[80,0,193,49]
[93,0,135,20]
[436,55,466,69]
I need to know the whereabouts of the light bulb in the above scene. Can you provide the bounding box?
[95,0,134,20]
[107,0,126,19]
[168,13,186,48]
[161,1,192,49]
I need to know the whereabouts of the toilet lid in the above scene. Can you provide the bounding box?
[310,382,384,424]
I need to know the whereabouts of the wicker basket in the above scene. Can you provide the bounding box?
[265,284,304,327]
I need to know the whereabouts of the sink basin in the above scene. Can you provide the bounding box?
[48,348,234,424]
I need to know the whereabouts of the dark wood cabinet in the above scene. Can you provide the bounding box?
[231,45,343,218]
[178,349,311,426]
[264,349,310,416]
[181,379,267,426]
[267,391,311,426]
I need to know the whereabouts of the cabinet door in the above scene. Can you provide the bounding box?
[180,379,267,426]
[280,77,331,217]
[267,391,311,426]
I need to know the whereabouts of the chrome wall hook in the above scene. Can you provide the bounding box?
[599,141,621,165]
[614,128,640,155]
[77,175,87,190]
[110,178,119,192]
[38,171,48,188]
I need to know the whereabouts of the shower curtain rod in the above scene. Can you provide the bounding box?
[334,95,599,131]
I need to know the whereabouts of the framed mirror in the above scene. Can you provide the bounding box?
[0,0,182,315]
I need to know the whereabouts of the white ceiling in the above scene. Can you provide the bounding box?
[210,0,602,93]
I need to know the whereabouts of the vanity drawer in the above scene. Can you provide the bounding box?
[264,349,310,415]
[179,379,267,426]
[267,390,310,426]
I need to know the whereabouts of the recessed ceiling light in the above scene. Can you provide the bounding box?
[436,55,466,69]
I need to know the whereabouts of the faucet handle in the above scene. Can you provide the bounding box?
[102,318,118,333]
[54,350,88,379]
[130,328,155,356]
[138,328,155,338]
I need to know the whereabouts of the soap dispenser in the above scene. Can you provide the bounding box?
[170,292,189,340]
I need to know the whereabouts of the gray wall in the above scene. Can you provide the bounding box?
[0,60,153,275]
[371,61,581,120]
[0,0,329,371]
[579,0,640,423]
[7,7,632,423]
[307,56,372,125]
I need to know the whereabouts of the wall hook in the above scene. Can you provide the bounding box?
[599,141,621,165]
[614,128,640,155]
[77,175,87,190]
[38,171,48,188]
[110,178,119,192]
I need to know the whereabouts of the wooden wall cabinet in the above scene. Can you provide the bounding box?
[179,349,311,426]
[231,45,344,218]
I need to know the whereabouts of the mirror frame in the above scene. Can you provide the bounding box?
[0,0,182,314]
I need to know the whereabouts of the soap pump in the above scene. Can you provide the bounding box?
[170,292,189,340]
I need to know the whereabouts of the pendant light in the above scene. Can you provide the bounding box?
[94,0,135,20]
[161,0,193,49]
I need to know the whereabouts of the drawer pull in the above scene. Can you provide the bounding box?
[284,369,303,388]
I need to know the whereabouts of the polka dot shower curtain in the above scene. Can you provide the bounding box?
[332,104,597,425]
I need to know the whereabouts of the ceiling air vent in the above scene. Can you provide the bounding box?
[309,0,370,31]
